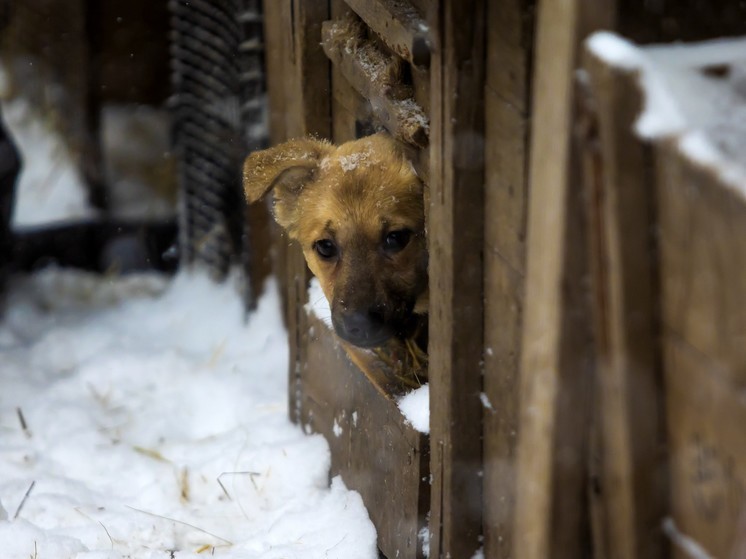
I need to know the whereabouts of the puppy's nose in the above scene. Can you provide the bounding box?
[334,308,391,348]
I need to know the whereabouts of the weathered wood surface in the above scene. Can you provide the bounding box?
[342,0,432,67]
[302,314,430,559]
[262,0,331,422]
[281,3,432,558]
[426,0,485,557]
[513,1,611,558]
[321,16,429,147]
[482,1,535,555]
[582,48,667,559]
[655,140,746,559]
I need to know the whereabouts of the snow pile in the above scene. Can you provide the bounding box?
[586,32,746,192]
[397,384,429,434]
[3,98,96,226]
[0,269,377,559]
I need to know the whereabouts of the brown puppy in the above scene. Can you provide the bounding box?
[243,133,427,349]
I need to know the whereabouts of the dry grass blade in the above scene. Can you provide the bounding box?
[132,446,170,462]
[216,471,261,500]
[16,407,31,437]
[14,481,36,520]
[125,505,233,545]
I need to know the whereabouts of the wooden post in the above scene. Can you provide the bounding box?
[262,0,331,423]
[482,1,535,557]
[513,1,613,558]
[427,0,486,557]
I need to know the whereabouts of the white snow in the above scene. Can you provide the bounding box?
[418,526,430,558]
[3,98,97,227]
[305,277,332,328]
[479,392,495,413]
[338,151,371,173]
[397,384,430,434]
[586,32,746,194]
[332,419,343,438]
[0,270,378,559]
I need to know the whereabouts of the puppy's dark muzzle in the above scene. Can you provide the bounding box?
[333,309,393,348]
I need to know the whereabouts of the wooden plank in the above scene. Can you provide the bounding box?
[321,17,429,147]
[582,48,667,559]
[301,315,430,559]
[264,0,331,422]
[482,2,534,557]
[483,86,529,273]
[485,0,534,112]
[262,0,289,144]
[513,1,612,558]
[656,142,746,383]
[342,0,432,67]
[663,334,746,559]
[427,0,486,556]
[654,138,746,559]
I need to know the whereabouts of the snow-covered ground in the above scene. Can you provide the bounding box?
[0,98,378,558]
[0,270,377,559]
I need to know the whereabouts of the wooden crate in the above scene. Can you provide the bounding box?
[583,34,746,559]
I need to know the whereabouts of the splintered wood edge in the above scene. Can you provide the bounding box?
[342,0,432,68]
[321,19,430,148]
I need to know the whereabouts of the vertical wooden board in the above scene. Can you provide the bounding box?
[483,254,524,559]
[656,146,746,382]
[513,1,580,556]
[514,0,612,558]
[262,0,289,144]
[484,86,529,273]
[582,52,667,559]
[301,316,430,559]
[427,0,486,557]
[287,0,332,139]
[482,2,534,557]
[268,0,332,421]
[485,0,534,112]
[663,335,746,559]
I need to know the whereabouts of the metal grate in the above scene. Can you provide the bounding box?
[169,0,267,303]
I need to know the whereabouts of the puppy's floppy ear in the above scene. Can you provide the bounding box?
[243,138,331,231]
[243,138,332,203]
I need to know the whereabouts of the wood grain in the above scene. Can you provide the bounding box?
[427,0,486,557]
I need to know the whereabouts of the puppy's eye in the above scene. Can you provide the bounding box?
[314,239,338,260]
[383,229,412,253]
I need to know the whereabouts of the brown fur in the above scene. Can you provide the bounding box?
[243,133,428,348]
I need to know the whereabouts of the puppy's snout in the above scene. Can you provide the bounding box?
[333,307,392,348]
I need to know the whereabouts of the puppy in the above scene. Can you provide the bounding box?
[243,133,427,349]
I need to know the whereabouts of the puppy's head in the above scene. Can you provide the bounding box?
[244,133,428,348]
